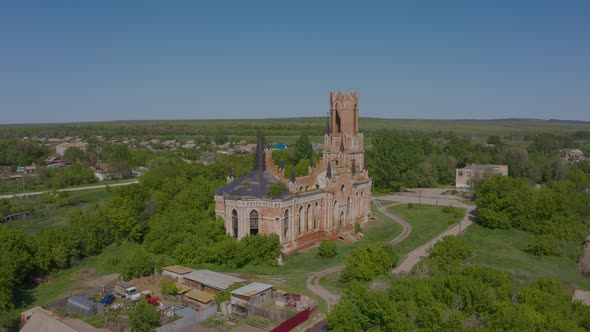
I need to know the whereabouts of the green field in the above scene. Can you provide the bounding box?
[388,204,464,257]
[5,189,114,233]
[464,223,590,288]
[2,117,589,143]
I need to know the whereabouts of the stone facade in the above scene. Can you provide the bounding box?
[214,91,372,254]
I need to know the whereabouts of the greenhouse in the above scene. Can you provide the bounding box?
[66,295,103,317]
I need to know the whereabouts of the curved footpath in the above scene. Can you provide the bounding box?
[379,194,476,275]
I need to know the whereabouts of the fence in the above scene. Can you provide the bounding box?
[43,284,114,312]
[270,306,314,332]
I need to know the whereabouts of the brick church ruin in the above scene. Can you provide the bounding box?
[214,91,372,254]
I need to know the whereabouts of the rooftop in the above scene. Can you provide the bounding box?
[231,282,273,297]
[460,164,505,170]
[185,289,215,304]
[163,265,194,275]
[184,270,245,290]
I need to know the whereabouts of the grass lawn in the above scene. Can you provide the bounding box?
[5,189,113,233]
[22,241,139,308]
[463,223,590,288]
[388,204,465,258]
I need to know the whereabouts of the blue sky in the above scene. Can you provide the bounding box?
[1,1,589,124]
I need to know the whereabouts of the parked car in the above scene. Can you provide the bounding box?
[100,293,115,305]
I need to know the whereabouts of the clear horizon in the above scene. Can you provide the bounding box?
[1,1,589,124]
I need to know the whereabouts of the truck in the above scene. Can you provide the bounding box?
[114,281,141,302]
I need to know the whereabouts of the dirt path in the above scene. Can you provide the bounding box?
[303,201,413,312]
[378,194,475,275]
[0,179,139,199]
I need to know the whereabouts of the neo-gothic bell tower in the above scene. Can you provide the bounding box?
[323,91,365,171]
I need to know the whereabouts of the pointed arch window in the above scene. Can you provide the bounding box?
[231,209,238,238]
[250,210,259,235]
[284,209,290,240]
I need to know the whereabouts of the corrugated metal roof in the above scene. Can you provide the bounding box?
[185,289,214,304]
[163,265,194,275]
[175,283,190,294]
[231,282,273,297]
[184,270,245,290]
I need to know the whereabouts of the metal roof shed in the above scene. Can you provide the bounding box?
[183,270,246,292]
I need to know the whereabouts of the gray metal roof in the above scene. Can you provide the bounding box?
[183,270,245,290]
[214,170,280,197]
[461,164,501,170]
[231,282,273,297]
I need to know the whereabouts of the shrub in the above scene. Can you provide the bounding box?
[318,240,337,258]
[427,235,471,271]
[354,223,362,234]
[160,279,178,295]
[341,243,398,282]
[267,182,287,197]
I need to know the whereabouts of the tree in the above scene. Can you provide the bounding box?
[367,130,429,192]
[318,240,337,258]
[427,235,471,271]
[63,147,86,162]
[293,134,313,164]
[129,299,160,332]
[341,243,398,282]
[122,249,155,280]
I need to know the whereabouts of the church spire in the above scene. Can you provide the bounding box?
[253,133,265,172]
[290,168,296,183]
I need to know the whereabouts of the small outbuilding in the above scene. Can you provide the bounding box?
[231,282,273,305]
[182,289,215,310]
[183,270,246,295]
[162,265,195,282]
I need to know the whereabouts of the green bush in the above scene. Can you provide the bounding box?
[354,223,362,234]
[318,240,337,258]
[267,182,287,197]
[341,243,398,282]
[160,279,178,295]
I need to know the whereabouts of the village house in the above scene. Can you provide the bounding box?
[231,282,273,305]
[564,149,586,163]
[214,91,373,254]
[455,164,508,188]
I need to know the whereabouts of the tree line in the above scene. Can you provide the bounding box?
[367,130,590,192]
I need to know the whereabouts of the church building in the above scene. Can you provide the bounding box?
[214,91,372,254]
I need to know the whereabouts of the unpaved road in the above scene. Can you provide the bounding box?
[0,180,139,199]
[378,194,475,275]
